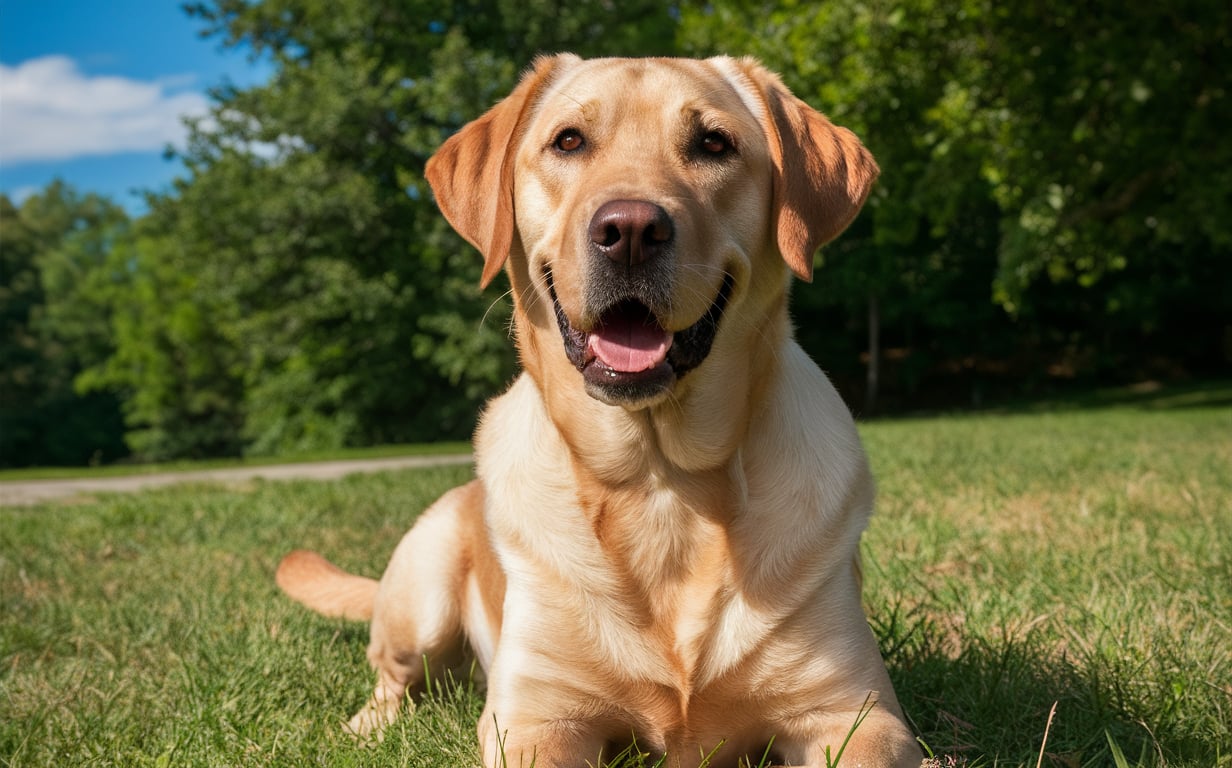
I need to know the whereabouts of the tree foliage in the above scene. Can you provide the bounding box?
[3,0,1229,465]
[1,184,128,466]
[682,0,1232,405]
[137,0,678,456]
[74,209,247,460]
[13,0,676,463]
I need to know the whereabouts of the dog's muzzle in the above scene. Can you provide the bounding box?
[546,199,733,406]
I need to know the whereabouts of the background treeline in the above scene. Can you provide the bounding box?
[2,0,1229,467]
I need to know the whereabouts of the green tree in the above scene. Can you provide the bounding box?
[969,2,1232,307]
[76,207,246,460]
[681,0,1011,409]
[968,1,1232,377]
[0,184,128,467]
[0,195,45,465]
[681,0,1232,405]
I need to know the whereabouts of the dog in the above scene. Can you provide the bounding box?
[276,54,921,768]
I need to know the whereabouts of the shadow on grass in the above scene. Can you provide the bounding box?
[860,379,1232,425]
[875,607,1219,767]
[983,379,1232,416]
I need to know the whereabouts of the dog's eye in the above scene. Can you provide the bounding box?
[554,129,585,153]
[699,131,732,156]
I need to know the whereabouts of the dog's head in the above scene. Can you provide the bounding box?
[426,55,877,410]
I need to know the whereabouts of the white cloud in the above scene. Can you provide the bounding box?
[0,56,210,164]
[8,185,38,205]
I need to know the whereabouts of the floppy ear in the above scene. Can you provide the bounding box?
[730,58,879,281]
[425,54,576,288]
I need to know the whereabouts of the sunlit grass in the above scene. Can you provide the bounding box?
[862,404,1232,766]
[2,396,1229,766]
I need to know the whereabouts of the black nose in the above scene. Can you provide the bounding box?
[588,200,674,267]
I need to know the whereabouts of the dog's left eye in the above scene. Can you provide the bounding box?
[699,131,733,156]
[554,129,585,153]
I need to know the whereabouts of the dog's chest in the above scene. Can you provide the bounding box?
[600,484,737,686]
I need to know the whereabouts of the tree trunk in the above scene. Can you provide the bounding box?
[866,293,880,414]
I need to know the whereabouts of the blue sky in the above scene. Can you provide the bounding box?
[1,0,272,211]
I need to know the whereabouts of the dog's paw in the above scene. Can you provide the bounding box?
[343,696,414,742]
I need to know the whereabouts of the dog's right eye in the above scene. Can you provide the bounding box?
[700,132,730,155]
[553,129,585,153]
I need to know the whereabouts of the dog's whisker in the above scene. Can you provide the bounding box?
[479,289,516,332]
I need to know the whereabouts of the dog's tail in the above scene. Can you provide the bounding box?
[275,550,378,621]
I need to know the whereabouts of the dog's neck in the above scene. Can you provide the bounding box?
[500,247,794,485]
[518,299,790,487]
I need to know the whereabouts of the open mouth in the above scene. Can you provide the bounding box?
[546,270,734,404]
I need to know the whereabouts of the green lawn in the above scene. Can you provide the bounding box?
[2,398,1229,766]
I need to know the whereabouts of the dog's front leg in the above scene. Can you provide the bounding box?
[774,706,922,768]
[347,481,490,739]
[477,708,611,768]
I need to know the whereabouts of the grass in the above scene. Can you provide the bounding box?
[860,403,1232,766]
[2,388,1230,767]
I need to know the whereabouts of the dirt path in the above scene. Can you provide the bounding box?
[0,454,473,507]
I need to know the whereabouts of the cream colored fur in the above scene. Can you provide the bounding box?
[277,55,922,768]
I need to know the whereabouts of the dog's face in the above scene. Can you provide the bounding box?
[426,55,878,410]
[510,58,773,407]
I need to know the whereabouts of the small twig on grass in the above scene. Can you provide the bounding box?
[1035,701,1058,768]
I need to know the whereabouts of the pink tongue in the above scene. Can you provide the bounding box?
[588,319,672,373]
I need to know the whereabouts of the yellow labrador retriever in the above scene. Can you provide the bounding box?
[277,54,921,768]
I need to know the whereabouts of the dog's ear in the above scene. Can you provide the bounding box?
[726,58,879,282]
[425,54,576,288]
